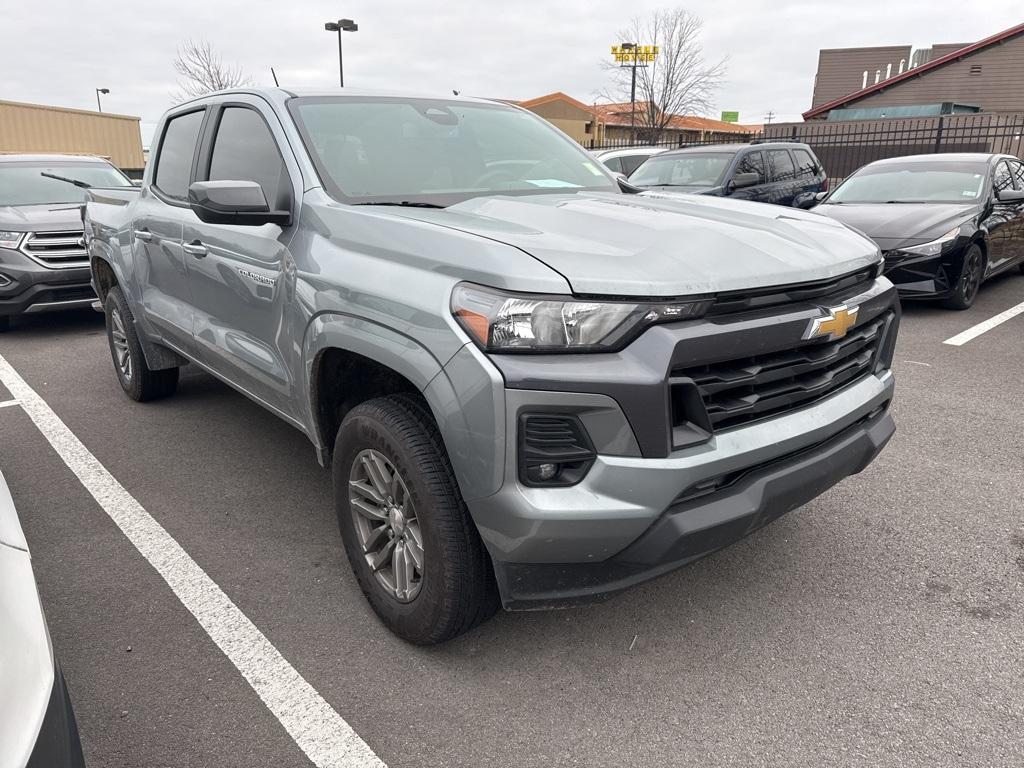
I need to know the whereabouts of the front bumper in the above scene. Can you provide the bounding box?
[493,400,893,609]
[0,247,94,317]
[882,247,962,299]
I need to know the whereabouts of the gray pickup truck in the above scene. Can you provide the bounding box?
[84,88,899,644]
[0,153,135,330]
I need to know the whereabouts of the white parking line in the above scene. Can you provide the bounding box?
[943,300,1024,346]
[0,352,385,768]
[0,399,19,409]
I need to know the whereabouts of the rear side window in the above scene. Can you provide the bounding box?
[602,156,623,173]
[735,151,765,182]
[154,110,205,201]
[793,149,819,179]
[767,150,796,182]
[207,107,289,209]
[620,154,649,176]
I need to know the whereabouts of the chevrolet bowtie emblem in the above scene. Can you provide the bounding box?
[807,305,859,341]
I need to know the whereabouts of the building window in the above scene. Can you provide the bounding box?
[875,69,881,84]
[862,70,868,89]
[885,63,892,79]
[899,58,906,74]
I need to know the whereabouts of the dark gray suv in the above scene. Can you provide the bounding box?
[628,142,827,208]
[0,154,134,330]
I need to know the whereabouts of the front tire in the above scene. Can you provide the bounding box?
[333,395,498,644]
[942,243,983,310]
[104,287,179,401]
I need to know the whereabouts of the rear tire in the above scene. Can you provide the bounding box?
[104,287,179,401]
[333,394,498,645]
[942,244,983,310]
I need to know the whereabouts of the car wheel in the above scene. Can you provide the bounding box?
[333,394,498,644]
[942,244,984,310]
[104,287,179,401]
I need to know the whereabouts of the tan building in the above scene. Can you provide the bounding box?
[806,22,1024,120]
[515,92,758,147]
[0,99,145,172]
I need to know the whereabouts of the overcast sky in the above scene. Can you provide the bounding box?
[4,0,1021,144]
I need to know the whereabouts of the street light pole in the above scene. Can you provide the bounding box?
[619,44,638,145]
[324,19,358,87]
[95,88,109,113]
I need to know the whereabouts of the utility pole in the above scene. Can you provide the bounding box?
[764,111,776,126]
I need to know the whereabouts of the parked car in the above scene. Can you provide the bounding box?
[0,154,135,331]
[84,89,898,644]
[0,469,86,768]
[628,142,827,208]
[592,146,667,176]
[814,153,1024,309]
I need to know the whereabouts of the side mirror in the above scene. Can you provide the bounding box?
[996,188,1024,204]
[188,180,291,226]
[614,172,644,195]
[793,193,818,210]
[814,191,829,202]
[729,172,759,191]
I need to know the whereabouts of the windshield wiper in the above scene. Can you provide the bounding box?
[40,171,92,189]
[353,201,447,209]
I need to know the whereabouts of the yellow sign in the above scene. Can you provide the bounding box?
[610,45,659,64]
[807,305,859,341]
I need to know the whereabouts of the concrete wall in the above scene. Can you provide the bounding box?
[0,100,144,170]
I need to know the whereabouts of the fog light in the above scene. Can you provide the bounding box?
[0,273,11,287]
[531,463,559,482]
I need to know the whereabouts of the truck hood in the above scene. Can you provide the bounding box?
[391,191,879,296]
[814,202,979,251]
[0,203,84,233]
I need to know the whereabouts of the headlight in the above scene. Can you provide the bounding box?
[451,283,711,353]
[0,231,25,249]
[899,226,961,257]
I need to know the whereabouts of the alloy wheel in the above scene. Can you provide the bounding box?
[348,448,424,602]
[110,307,133,382]
[961,249,982,304]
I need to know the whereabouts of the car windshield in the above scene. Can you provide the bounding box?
[288,96,617,206]
[828,160,989,204]
[0,161,133,206]
[628,152,733,187]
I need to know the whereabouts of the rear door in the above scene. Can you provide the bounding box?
[727,150,768,203]
[792,148,825,206]
[134,108,206,355]
[764,148,800,206]
[181,98,300,419]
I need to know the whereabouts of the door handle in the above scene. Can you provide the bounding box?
[134,229,153,242]
[182,240,207,258]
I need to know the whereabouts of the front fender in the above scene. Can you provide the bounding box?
[301,313,503,500]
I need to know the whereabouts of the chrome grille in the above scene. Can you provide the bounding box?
[20,230,88,268]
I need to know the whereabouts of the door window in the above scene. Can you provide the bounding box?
[1007,160,1024,190]
[735,151,765,182]
[792,149,819,179]
[207,107,289,209]
[620,154,649,176]
[766,150,796,182]
[993,161,1014,195]
[602,156,623,174]
[154,110,205,201]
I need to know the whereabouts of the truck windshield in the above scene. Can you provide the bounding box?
[628,153,733,188]
[827,161,989,204]
[0,162,133,206]
[288,96,617,206]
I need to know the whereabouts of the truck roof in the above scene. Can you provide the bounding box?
[170,87,505,110]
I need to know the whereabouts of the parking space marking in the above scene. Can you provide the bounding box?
[0,398,19,409]
[943,300,1024,346]
[0,352,385,768]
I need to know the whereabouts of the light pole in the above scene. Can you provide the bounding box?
[324,18,358,87]
[619,43,638,144]
[95,88,109,112]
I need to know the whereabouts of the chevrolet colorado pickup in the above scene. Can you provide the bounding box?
[83,89,899,644]
[0,153,135,330]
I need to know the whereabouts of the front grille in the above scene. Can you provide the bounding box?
[674,312,890,431]
[20,230,88,268]
[707,265,878,316]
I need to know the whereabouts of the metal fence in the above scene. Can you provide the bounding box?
[584,134,756,151]
[765,113,1024,182]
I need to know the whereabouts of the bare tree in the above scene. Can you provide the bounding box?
[600,9,726,142]
[172,40,252,102]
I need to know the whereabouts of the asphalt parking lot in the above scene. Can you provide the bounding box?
[2,274,1024,768]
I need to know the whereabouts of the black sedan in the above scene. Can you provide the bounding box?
[815,153,1024,309]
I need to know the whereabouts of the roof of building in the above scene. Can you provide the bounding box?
[803,21,1024,119]
[591,102,757,133]
[0,152,114,164]
[516,91,597,114]
[0,98,140,122]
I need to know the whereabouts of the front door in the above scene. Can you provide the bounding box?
[182,103,298,419]
[728,150,769,203]
[134,108,206,356]
[983,160,1024,275]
